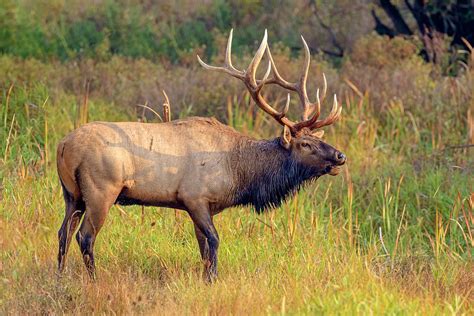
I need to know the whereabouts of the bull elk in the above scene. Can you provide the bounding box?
[57,29,346,282]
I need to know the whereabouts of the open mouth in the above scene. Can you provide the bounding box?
[328,166,342,176]
[325,159,346,176]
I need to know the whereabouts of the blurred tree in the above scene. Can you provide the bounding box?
[302,0,373,59]
[309,0,345,57]
[372,0,474,63]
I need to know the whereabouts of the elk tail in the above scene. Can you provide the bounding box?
[56,141,81,201]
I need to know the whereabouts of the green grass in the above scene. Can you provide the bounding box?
[1,81,473,314]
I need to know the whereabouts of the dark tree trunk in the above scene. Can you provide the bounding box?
[372,0,474,64]
[378,0,413,35]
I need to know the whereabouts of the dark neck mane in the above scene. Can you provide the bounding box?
[231,138,320,213]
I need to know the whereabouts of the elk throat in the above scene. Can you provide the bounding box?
[232,138,320,213]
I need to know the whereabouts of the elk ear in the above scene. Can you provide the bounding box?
[312,130,324,138]
[280,125,292,150]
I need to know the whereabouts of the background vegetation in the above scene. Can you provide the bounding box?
[1,0,473,314]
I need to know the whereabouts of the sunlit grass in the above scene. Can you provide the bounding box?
[1,80,473,314]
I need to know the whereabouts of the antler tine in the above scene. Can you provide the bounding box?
[197,29,245,79]
[265,45,294,89]
[315,88,321,119]
[311,94,342,129]
[247,29,268,86]
[321,73,327,102]
[262,60,271,82]
[293,90,340,131]
[299,35,313,120]
[307,73,327,121]
[224,29,236,70]
[256,60,272,91]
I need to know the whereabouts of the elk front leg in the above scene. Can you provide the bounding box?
[193,223,210,277]
[76,207,107,280]
[76,183,120,280]
[188,207,219,282]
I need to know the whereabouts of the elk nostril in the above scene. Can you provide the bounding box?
[336,152,346,163]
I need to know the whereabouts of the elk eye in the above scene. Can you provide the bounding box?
[301,143,310,149]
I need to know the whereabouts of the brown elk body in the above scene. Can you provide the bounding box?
[57,30,346,281]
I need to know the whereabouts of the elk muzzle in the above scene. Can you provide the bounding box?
[334,151,346,165]
[327,150,346,176]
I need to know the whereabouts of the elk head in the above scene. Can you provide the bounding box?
[198,29,346,176]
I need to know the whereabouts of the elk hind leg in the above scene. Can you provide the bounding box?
[57,187,85,274]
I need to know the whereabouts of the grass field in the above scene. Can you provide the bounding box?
[1,69,472,314]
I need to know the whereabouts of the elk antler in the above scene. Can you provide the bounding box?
[197,29,294,130]
[197,29,341,133]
